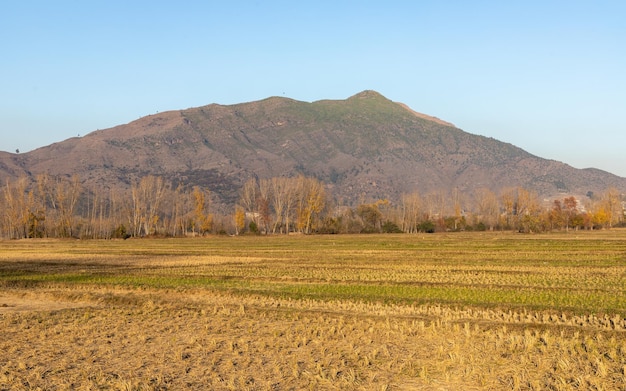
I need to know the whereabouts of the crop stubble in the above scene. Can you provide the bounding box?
[1,231,625,390]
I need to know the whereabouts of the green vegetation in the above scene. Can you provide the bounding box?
[2,231,625,315]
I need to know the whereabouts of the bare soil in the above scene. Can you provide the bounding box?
[0,292,92,313]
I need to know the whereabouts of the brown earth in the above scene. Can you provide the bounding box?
[1,285,624,390]
[0,292,91,313]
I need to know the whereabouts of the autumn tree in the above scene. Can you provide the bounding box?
[587,188,623,229]
[516,187,541,232]
[2,178,30,238]
[234,206,246,235]
[295,176,326,234]
[356,203,383,233]
[355,199,389,233]
[549,199,565,230]
[192,186,213,235]
[592,206,610,228]
[499,187,516,228]
[563,196,578,231]
[0,177,52,238]
[602,188,623,228]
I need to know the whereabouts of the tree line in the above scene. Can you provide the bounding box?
[1,174,624,239]
[1,175,212,239]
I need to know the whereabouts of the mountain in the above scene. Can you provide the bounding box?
[1,90,625,209]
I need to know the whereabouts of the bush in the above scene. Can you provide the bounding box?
[418,220,436,233]
[382,221,403,233]
[248,221,259,234]
[113,224,131,239]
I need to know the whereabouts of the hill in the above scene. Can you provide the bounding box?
[1,90,625,209]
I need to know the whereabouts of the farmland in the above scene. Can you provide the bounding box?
[1,231,625,390]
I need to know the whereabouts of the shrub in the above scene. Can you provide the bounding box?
[418,220,435,233]
[248,221,259,234]
[113,224,131,239]
[382,221,403,233]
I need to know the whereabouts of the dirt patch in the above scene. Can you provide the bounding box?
[0,293,92,313]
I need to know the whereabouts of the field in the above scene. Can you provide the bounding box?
[1,231,625,390]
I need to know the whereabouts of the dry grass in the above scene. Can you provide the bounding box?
[1,231,625,390]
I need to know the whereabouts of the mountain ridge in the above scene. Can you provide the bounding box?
[0,91,624,210]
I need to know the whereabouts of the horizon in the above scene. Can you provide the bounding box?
[1,2,625,177]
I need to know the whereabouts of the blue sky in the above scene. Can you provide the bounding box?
[2,1,625,176]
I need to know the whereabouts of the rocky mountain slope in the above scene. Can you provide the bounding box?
[1,90,624,208]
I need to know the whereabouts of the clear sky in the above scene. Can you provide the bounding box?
[2,1,625,176]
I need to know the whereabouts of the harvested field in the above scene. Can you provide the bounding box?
[1,231,625,390]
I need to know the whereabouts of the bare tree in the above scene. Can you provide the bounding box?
[500,187,516,228]
[399,192,422,233]
[130,176,166,236]
[473,187,499,230]
[240,178,259,227]
[257,179,272,234]
[169,185,190,237]
[269,177,287,233]
[52,175,81,237]
[424,190,446,229]
[451,187,464,230]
